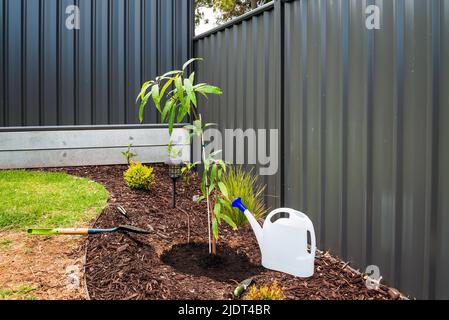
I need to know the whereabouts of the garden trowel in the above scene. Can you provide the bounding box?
[233,279,254,299]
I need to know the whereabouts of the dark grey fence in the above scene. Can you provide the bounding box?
[195,2,282,210]
[195,0,449,299]
[0,0,193,127]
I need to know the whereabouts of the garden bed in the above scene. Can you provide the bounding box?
[51,165,401,300]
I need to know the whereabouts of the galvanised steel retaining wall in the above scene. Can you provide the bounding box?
[194,0,449,299]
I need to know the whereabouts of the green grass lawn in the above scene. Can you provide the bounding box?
[0,170,109,230]
[0,285,37,300]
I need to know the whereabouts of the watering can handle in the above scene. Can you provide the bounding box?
[266,208,316,257]
[266,208,308,222]
[308,224,316,257]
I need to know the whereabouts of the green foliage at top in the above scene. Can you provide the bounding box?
[245,281,285,301]
[195,0,272,25]
[123,162,155,191]
[137,58,222,136]
[220,166,267,227]
[0,170,108,230]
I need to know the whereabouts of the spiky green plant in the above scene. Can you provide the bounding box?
[221,166,267,227]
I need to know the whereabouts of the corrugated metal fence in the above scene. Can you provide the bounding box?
[195,2,282,210]
[194,0,449,299]
[0,0,193,127]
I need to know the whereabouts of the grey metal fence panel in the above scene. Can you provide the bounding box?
[195,0,449,299]
[0,0,193,127]
[195,2,282,210]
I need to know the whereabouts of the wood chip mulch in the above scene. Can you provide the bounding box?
[49,165,403,300]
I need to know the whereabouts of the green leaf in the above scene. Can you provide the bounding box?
[222,214,238,230]
[175,76,185,105]
[208,150,222,159]
[218,160,227,172]
[212,217,219,240]
[196,195,206,203]
[193,83,206,89]
[197,91,209,99]
[218,182,228,199]
[177,107,189,123]
[168,103,177,135]
[196,85,222,95]
[137,81,151,102]
[183,58,203,71]
[184,78,197,107]
[160,70,182,79]
[189,72,195,83]
[219,197,233,212]
[193,119,202,129]
[184,124,196,131]
[210,165,217,187]
[201,170,207,195]
[214,202,222,221]
[192,120,204,136]
[161,99,174,123]
[139,101,146,123]
[208,184,215,196]
[160,78,174,98]
[151,85,161,113]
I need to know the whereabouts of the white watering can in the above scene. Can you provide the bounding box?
[232,198,316,278]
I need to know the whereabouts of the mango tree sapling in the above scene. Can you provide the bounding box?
[137,58,236,255]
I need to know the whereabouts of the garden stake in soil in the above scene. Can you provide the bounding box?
[27,225,153,236]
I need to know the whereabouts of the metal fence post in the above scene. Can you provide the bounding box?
[274,0,286,206]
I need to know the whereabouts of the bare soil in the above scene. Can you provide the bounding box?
[0,231,86,300]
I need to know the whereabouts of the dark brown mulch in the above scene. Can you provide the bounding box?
[46,165,400,300]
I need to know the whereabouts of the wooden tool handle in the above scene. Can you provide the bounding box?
[55,228,90,235]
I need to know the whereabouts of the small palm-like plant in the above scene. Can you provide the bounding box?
[220,166,267,227]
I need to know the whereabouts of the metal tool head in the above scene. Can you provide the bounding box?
[117,206,130,220]
[117,225,153,234]
[240,278,253,288]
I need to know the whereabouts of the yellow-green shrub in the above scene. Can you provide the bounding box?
[245,281,285,301]
[124,162,155,190]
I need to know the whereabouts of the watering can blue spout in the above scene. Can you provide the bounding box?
[232,197,247,213]
[232,198,264,247]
